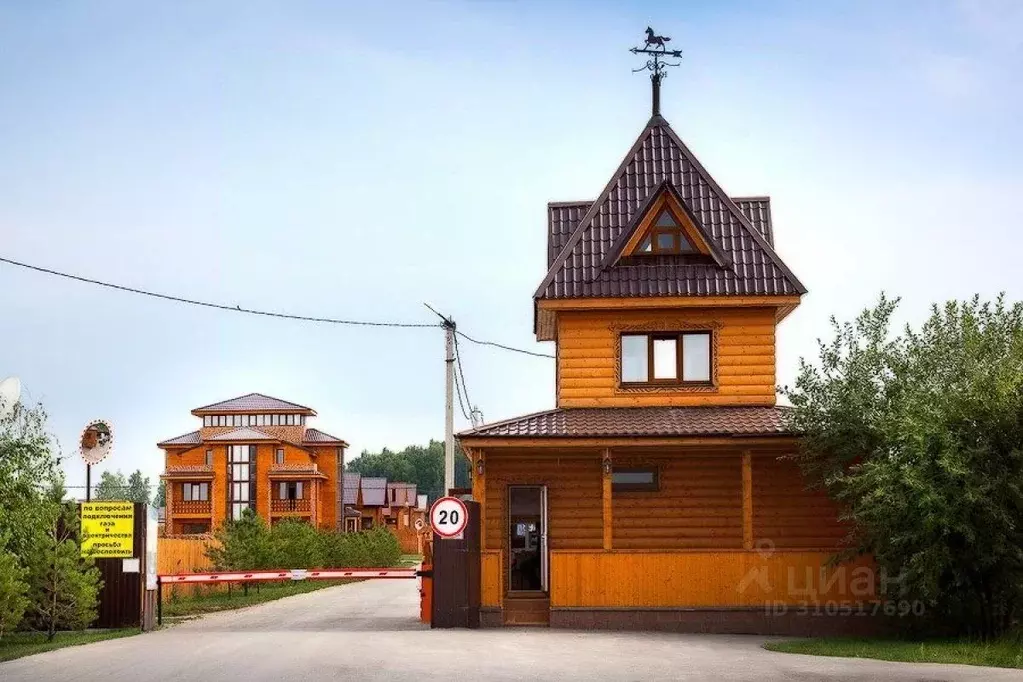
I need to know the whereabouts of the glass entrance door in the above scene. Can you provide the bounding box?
[508,485,547,593]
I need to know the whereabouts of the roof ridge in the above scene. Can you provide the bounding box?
[658,124,806,294]
[533,120,658,300]
[192,392,314,413]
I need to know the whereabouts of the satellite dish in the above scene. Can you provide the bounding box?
[0,377,21,418]
[80,420,113,465]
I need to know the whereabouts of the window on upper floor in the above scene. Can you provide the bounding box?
[636,209,698,255]
[182,482,209,501]
[277,481,304,500]
[203,413,306,428]
[275,448,285,465]
[620,332,712,385]
[205,449,213,466]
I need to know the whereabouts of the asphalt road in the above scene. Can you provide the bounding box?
[3,579,1020,681]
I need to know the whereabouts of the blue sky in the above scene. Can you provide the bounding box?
[1,1,1021,492]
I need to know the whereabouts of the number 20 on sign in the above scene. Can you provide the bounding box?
[430,496,468,539]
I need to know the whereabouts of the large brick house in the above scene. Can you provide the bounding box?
[158,393,347,534]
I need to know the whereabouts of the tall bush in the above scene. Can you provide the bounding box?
[784,294,1023,637]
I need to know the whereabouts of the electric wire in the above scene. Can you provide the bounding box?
[0,254,555,359]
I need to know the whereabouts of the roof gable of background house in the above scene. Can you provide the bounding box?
[342,473,361,505]
[535,115,805,301]
[360,477,387,506]
[191,393,316,415]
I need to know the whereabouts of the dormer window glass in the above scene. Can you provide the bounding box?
[621,332,712,385]
[635,210,697,255]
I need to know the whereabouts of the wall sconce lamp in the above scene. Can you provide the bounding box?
[602,453,612,476]
[476,458,485,477]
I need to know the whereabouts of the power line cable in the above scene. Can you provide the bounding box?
[0,254,555,358]
[452,333,475,419]
[455,329,555,359]
[0,256,437,329]
[452,363,471,421]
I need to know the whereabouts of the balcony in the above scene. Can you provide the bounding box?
[271,498,311,514]
[172,500,212,515]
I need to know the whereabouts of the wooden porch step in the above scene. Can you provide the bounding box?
[503,596,550,626]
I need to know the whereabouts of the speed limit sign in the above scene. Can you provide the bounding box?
[430,496,468,539]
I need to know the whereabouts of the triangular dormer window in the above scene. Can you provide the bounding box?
[619,189,722,263]
[636,210,697,255]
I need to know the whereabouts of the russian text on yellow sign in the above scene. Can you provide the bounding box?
[81,501,135,558]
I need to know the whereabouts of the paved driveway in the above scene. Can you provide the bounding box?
[3,579,1020,681]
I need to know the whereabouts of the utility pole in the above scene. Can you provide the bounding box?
[425,303,457,496]
[443,316,455,495]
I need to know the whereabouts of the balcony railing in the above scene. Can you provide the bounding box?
[172,500,212,515]
[271,498,311,513]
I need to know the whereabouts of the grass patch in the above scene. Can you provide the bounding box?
[764,636,1023,669]
[162,579,354,618]
[0,629,139,663]
[400,554,423,565]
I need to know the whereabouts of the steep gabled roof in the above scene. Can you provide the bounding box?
[360,477,387,506]
[535,115,805,301]
[342,473,361,505]
[191,393,316,415]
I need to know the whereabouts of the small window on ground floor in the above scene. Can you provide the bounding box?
[612,467,659,492]
[181,522,210,535]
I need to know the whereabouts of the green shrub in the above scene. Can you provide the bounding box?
[208,514,403,571]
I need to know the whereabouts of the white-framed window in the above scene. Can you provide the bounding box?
[275,448,285,465]
[277,481,303,500]
[620,332,712,385]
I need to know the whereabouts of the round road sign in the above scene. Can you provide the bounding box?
[430,496,468,538]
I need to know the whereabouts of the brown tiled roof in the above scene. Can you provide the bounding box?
[458,406,793,439]
[157,430,201,447]
[551,196,772,266]
[192,393,316,415]
[733,196,774,246]
[360,477,387,506]
[303,428,348,445]
[535,115,805,302]
[342,473,361,505]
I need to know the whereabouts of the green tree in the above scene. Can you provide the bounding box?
[784,294,1023,638]
[347,440,470,502]
[206,509,272,573]
[92,470,127,501]
[0,403,62,562]
[24,484,101,641]
[0,552,29,639]
[153,480,166,508]
[93,469,151,504]
[126,470,151,505]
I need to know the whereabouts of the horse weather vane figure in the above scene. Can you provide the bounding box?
[630,27,683,117]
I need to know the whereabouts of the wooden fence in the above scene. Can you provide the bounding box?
[158,535,219,597]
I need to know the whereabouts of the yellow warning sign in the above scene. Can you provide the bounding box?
[81,501,134,558]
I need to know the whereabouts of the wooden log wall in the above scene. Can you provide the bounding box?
[550,550,876,608]
[752,456,847,549]
[556,307,778,407]
[612,453,743,550]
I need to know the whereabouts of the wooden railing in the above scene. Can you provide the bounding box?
[549,550,876,608]
[271,498,311,513]
[172,500,212,515]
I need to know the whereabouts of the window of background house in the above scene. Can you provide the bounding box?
[205,449,213,466]
[620,332,711,385]
[182,522,210,535]
[182,482,209,501]
[275,448,284,465]
[612,467,659,492]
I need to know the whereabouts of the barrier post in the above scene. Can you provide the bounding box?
[157,579,163,627]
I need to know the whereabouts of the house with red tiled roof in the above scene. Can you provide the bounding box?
[158,393,347,534]
[457,70,870,632]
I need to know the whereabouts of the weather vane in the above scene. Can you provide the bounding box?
[630,27,683,117]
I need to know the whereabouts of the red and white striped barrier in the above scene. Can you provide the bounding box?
[159,567,418,584]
